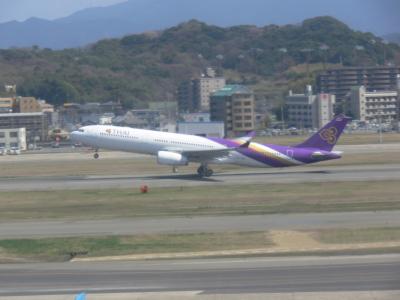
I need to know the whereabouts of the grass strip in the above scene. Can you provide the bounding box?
[0,232,273,262]
[0,181,399,220]
[315,227,400,244]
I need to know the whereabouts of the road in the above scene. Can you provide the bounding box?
[0,255,399,296]
[1,211,399,238]
[0,163,399,191]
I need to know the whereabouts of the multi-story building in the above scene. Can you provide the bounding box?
[18,97,42,113]
[195,76,226,111]
[177,68,226,113]
[16,97,54,113]
[210,85,255,136]
[177,121,225,138]
[0,128,27,151]
[317,66,400,107]
[177,80,197,113]
[0,112,48,142]
[286,86,335,129]
[349,86,398,122]
[0,97,14,113]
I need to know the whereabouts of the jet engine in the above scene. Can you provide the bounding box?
[157,151,188,166]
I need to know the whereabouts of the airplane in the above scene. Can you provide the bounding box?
[70,115,351,177]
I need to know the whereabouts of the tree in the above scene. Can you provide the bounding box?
[19,78,79,105]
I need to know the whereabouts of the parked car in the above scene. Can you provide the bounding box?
[9,147,21,155]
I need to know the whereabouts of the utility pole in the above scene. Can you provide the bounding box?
[397,75,400,133]
[377,110,383,144]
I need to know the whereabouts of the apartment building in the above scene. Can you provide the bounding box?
[177,68,226,113]
[317,66,400,106]
[210,85,255,136]
[349,86,398,122]
[286,86,335,129]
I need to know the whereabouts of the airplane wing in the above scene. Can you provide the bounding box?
[180,140,251,162]
[163,135,253,163]
[181,148,235,162]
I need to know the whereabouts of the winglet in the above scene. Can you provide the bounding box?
[234,131,255,148]
[239,140,251,148]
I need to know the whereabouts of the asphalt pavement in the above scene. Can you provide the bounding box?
[0,211,399,239]
[0,163,399,191]
[0,255,399,296]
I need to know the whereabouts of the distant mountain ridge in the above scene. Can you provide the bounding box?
[0,0,399,49]
[384,33,400,45]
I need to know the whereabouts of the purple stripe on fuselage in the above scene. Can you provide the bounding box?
[207,137,296,167]
[207,137,338,167]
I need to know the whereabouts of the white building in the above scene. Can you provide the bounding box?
[349,86,398,122]
[0,128,27,151]
[180,112,210,123]
[177,122,225,138]
[286,86,335,129]
[195,76,226,111]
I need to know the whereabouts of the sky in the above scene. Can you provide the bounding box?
[0,0,398,35]
[0,0,127,22]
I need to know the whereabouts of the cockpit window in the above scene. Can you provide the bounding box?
[78,129,85,132]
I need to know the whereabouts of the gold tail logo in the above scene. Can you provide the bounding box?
[319,127,338,144]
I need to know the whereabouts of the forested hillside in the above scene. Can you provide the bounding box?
[0,17,399,108]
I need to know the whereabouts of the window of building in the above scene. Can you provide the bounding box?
[235,116,242,120]
[244,101,252,106]
[235,123,243,128]
[0,132,4,138]
[244,108,252,113]
[9,132,18,138]
[244,123,252,127]
[244,115,252,120]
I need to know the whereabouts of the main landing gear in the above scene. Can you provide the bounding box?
[93,149,99,159]
[197,163,213,178]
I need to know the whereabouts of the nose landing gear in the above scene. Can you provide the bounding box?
[93,149,99,159]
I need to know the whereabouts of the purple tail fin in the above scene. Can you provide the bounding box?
[295,114,351,151]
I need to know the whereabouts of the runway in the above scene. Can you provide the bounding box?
[0,163,399,191]
[0,255,399,296]
[1,211,400,238]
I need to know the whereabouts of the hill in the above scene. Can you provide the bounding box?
[0,17,399,108]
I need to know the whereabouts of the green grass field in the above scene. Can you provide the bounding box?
[0,232,273,262]
[1,181,399,221]
[315,227,400,244]
[2,227,400,262]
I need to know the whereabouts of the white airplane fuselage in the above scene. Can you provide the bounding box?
[71,125,265,168]
[71,115,349,177]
